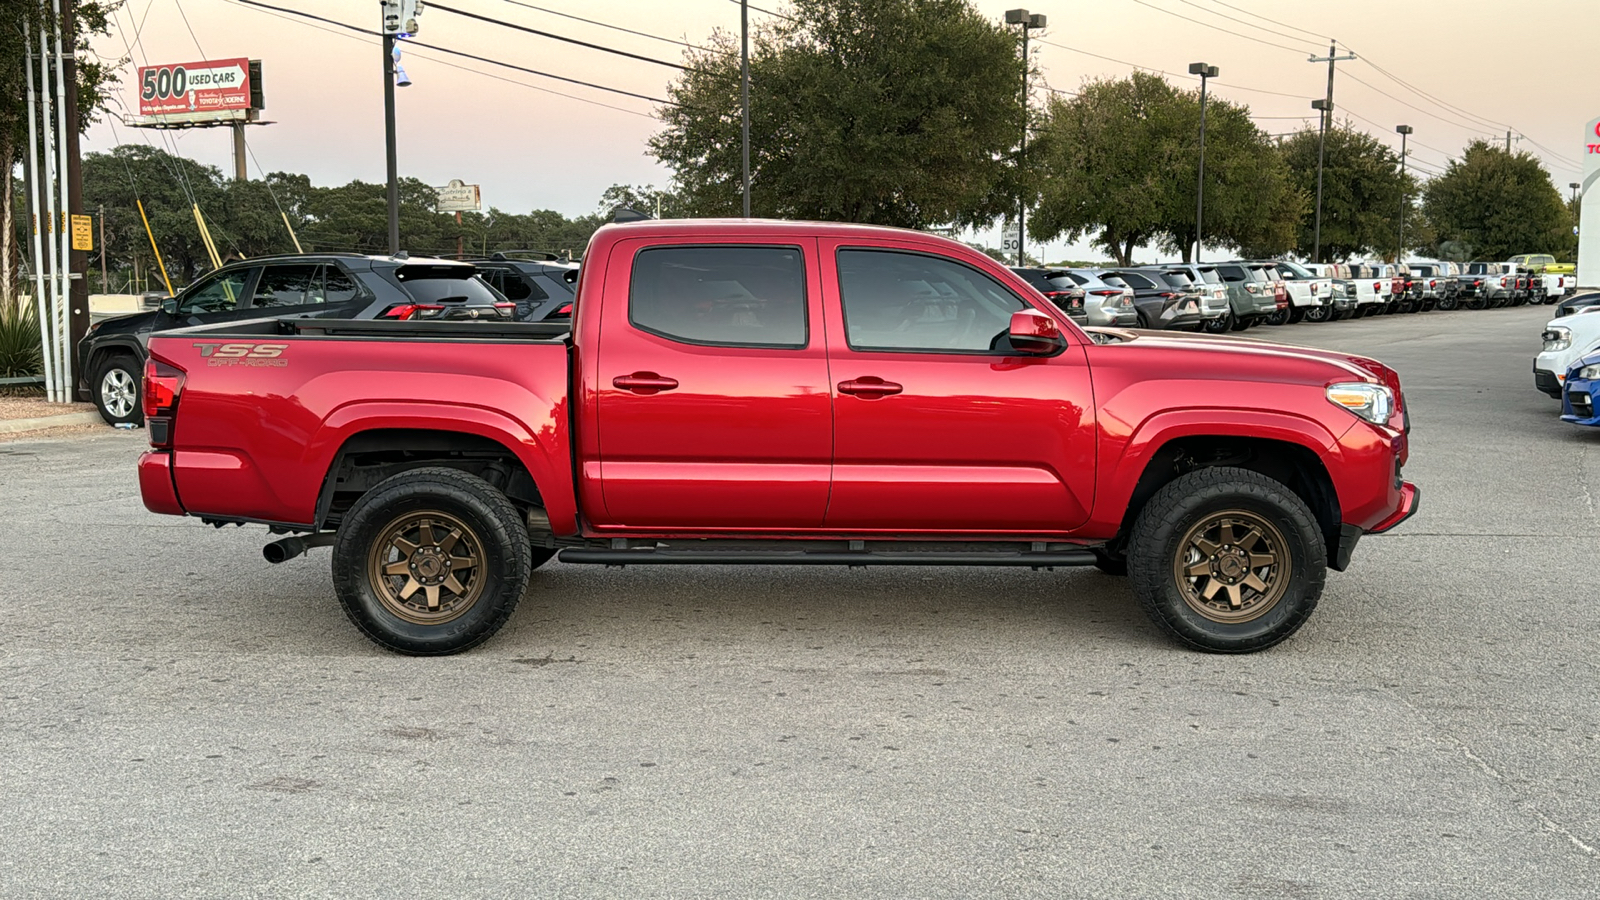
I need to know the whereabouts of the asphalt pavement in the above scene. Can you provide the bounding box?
[2,302,1596,897]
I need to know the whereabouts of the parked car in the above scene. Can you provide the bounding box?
[1302,263,1361,320]
[1212,261,1282,330]
[1011,267,1089,321]
[1341,264,1391,317]
[77,254,513,425]
[1098,269,1204,330]
[1561,351,1600,424]
[1555,290,1600,318]
[1268,260,1333,323]
[468,251,578,322]
[1020,268,1138,327]
[1462,262,1514,308]
[1508,253,1575,276]
[1404,262,1456,311]
[136,218,1417,656]
[1160,263,1232,329]
[1534,308,1600,398]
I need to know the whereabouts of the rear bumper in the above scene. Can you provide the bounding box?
[138,450,185,516]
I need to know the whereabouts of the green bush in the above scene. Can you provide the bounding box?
[0,302,44,378]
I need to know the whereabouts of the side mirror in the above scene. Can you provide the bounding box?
[1008,309,1063,354]
[161,297,179,315]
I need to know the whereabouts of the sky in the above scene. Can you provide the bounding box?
[79,0,1599,263]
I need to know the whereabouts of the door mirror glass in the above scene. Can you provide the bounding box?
[160,297,178,315]
[1008,309,1062,354]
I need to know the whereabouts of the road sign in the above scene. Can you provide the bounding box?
[71,215,93,251]
[1000,221,1022,254]
[138,58,252,118]
[435,179,481,213]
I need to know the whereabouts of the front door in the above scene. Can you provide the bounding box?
[819,241,1096,534]
[593,239,833,530]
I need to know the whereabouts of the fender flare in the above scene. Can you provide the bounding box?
[1091,407,1344,533]
[306,400,578,535]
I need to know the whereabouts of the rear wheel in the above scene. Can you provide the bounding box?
[93,353,142,426]
[1265,307,1291,326]
[1202,312,1233,334]
[332,467,532,655]
[1287,308,1306,324]
[1127,467,1325,653]
[1229,315,1252,331]
[1303,304,1330,323]
[1437,296,1458,311]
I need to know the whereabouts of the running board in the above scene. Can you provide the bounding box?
[556,548,1098,568]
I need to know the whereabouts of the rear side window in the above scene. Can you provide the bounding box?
[1218,265,1245,282]
[629,245,806,348]
[1157,271,1192,288]
[1197,267,1223,285]
[253,264,319,307]
[1116,272,1157,290]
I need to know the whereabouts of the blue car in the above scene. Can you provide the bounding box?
[1561,353,1600,425]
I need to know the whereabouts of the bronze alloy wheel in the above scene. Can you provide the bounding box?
[1172,510,1290,624]
[367,510,486,625]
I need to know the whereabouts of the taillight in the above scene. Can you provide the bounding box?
[382,304,446,319]
[553,302,573,316]
[1373,282,1382,293]
[143,358,185,450]
[1429,279,1436,288]
[1501,277,1508,287]
[1245,284,1259,294]
[1088,289,1120,296]
[1158,291,1178,299]
[494,302,515,311]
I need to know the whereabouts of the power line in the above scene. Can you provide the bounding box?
[1169,0,1320,51]
[1199,0,1326,41]
[171,0,206,56]
[225,0,675,106]
[728,0,796,23]
[224,0,657,118]
[1035,37,1307,100]
[428,2,693,71]
[1127,0,1309,55]
[1341,70,1497,137]
[500,0,729,56]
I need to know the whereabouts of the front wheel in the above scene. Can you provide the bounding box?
[1127,467,1326,653]
[332,467,533,655]
[93,354,143,426]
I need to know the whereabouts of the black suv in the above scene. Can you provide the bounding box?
[468,251,579,322]
[78,253,511,425]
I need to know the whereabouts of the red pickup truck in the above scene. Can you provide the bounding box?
[137,220,1417,656]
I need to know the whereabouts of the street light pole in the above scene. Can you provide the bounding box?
[1006,9,1046,267]
[1572,182,1582,205]
[1395,125,1412,265]
[1189,62,1218,263]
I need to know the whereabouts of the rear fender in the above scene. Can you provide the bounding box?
[310,401,577,534]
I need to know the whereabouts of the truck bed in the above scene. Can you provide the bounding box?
[145,316,577,532]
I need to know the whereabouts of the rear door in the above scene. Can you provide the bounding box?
[250,263,372,318]
[593,239,833,529]
[817,239,1095,533]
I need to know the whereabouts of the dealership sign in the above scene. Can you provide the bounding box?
[435,179,482,213]
[138,58,252,117]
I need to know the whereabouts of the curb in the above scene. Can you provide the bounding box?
[0,412,105,435]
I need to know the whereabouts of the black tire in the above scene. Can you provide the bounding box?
[1265,307,1290,327]
[1136,310,1153,330]
[332,466,532,655]
[1287,307,1306,325]
[1437,296,1458,311]
[1127,467,1325,654]
[1202,312,1233,334]
[1304,304,1330,323]
[1229,315,1252,331]
[92,353,143,426]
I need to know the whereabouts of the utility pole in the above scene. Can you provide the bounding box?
[1006,9,1046,267]
[382,27,399,255]
[1308,41,1355,264]
[1395,125,1412,265]
[741,0,750,218]
[63,0,90,376]
[1189,62,1219,263]
[99,203,107,293]
[1505,130,1522,153]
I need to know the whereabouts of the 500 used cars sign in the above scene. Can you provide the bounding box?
[138,58,251,117]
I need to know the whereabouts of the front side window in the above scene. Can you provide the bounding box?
[837,249,1026,353]
[180,269,252,314]
[629,245,806,348]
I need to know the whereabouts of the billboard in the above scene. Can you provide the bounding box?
[435,179,481,213]
[138,58,252,118]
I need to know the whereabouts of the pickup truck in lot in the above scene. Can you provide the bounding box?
[137,220,1418,656]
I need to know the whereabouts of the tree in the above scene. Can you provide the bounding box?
[1422,140,1568,262]
[1279,123,1415,262]
[597,183,687,220]
[1030,72,1300,265]
[651,0,1024,229]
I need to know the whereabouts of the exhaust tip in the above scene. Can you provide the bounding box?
[263,537,306,564]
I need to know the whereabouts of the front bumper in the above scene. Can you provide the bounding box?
[1534,366,1563,398]
[1561,376,1600,425]
[1368,482,1421,533]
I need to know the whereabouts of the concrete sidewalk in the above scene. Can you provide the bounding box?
[0,396,103,435]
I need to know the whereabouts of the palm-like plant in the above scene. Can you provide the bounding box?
[0,302,43,379]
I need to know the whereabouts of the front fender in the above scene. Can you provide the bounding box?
[1084,406,1343,536]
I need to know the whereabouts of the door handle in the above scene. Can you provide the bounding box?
[613,372,679,394]
[837,377,903,398]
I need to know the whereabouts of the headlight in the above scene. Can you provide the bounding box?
[1576,365,1600,381]
[1543,328,1571,352]
[1326,382,1394,425]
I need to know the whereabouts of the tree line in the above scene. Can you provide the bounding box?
[652,0,1578,266]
